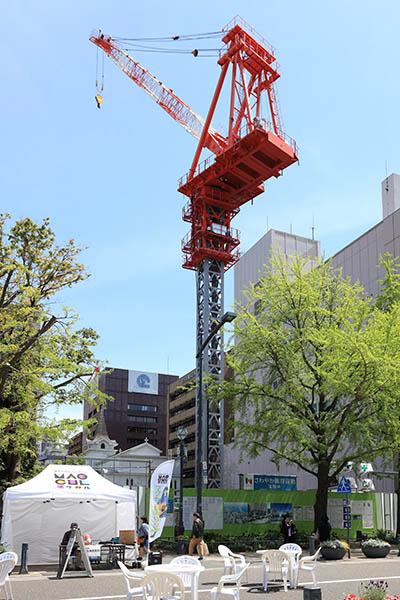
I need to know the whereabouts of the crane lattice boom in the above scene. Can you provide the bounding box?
[89,33,227,155]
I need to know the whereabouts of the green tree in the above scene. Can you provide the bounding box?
[0,214,106,492]
[217,253,400,527]
[375,252,400,536]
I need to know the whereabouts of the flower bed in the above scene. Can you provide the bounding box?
[345,579,398,600]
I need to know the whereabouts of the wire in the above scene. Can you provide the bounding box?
[122,44,219,56]
[114,30,222,42]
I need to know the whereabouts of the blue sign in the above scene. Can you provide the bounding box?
[253,475,297,491]
[337,476,352,493]
[137,373,151,388]
[343,522,351,529]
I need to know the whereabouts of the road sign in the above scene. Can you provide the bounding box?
[343,522,351,529]
[343,505,351,514]
[337,476,352,493]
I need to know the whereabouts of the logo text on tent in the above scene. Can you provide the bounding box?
[54,472,90,489]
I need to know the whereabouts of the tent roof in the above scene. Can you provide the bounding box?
[3,464,136,502]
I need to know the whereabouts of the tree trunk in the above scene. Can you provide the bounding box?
[314,462,330,531]
[5,446,21,484]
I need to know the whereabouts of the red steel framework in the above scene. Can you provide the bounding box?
[90,16,298,271]
[90,17,298,490]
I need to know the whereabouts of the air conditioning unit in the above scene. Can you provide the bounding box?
[346,477,358,490]
[361,478,375,491]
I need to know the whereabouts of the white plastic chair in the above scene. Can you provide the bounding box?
[210,563,249,600]
[142,572,185,600]
[170,555,201,566]
[117,561,146,600]
[169,555,201,589]
[279,543,302,588]
[261,550,289,592]
[218,544,248,581]
[296,548,321,587]
[0,552,17,600]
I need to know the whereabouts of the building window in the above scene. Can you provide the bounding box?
[127,404,157,412]
[127,426,157,434]
[127,415,157,423]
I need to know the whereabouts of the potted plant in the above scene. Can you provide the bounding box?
[320,539,347,560]
[361,539,391,558]
[0,545,9,554]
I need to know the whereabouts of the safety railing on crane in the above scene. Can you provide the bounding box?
[178,117,297,189]
[222,15,276,58]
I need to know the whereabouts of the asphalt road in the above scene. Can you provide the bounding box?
[7,551,400,600]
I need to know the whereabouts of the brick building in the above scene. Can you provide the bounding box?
[84,368,178,453]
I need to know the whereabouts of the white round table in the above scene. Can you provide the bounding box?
[144,563,204,600]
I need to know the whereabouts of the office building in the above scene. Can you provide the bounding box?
[84,368,178,454]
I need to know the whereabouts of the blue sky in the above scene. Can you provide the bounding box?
[2,1,400,419]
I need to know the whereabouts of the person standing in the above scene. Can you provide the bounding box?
[188,512,205,560]
[316,515,331,542]
[280,515,290,543]
[287,519,298,542]
[138,516,150,559]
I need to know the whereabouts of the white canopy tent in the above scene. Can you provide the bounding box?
[1,464,136,563]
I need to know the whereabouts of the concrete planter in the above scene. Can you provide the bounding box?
[361,545,390,558]
[320,546,346,560]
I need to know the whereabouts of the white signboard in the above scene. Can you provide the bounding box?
[128,370,159,395]
[302,506,315,522]
[293,506,303,521]
[183,496,223,530]
[328,497,345,529]
[352,500,374,528]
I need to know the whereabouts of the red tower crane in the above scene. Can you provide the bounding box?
[90,16,298,493]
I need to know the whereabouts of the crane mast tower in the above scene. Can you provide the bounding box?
[90,15,298,490]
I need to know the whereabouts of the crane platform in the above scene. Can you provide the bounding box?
[178,123,297,205]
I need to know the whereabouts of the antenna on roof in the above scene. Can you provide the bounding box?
[311,216,315,240]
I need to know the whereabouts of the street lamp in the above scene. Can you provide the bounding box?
[195,311,236,518]
[176,426,188,537]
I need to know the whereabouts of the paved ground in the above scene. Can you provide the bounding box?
[7,549,400,600]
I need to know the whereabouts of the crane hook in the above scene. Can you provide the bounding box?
[95,94,104,109]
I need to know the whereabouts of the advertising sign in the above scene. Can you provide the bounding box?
[128,370,159,395]
[148,460,175,543]
[243,474,297,491]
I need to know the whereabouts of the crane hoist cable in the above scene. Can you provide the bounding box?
[95,46,105,108]
[113,29,223,42]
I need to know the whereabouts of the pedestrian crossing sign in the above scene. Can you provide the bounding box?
[337,475,352,493]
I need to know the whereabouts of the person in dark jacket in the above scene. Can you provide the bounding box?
[280,515,297,543]
[188,512,205,560]
[60,522,83,570]
[317,515,332,542]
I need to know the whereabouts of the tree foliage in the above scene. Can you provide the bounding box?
[0,215,107,492]
[217,253,400,526]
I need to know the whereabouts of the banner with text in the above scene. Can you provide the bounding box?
[149,460,175,543]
